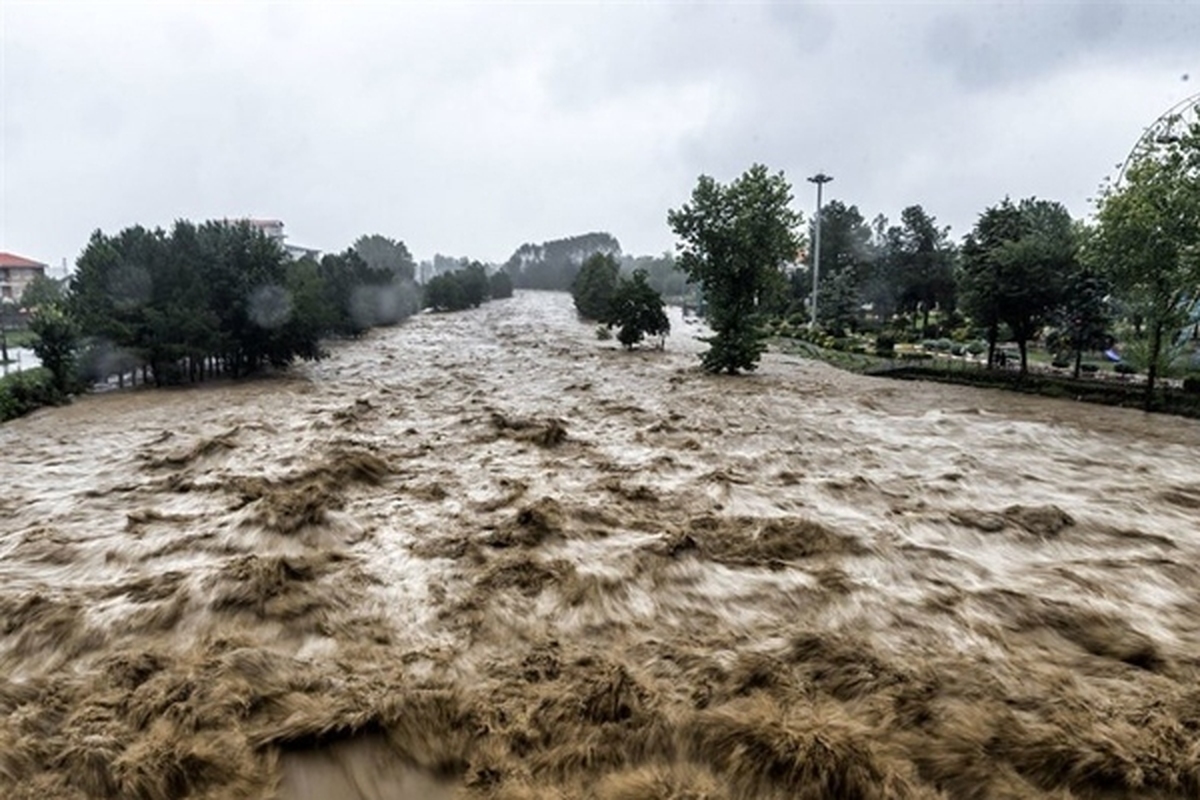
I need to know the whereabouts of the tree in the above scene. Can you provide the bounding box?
[1053,252,1111,380]
[353,234,416,282]
[571,252,621,320]
[879,206,957,335]
[459,262,490,308]
[423,262,491,312]
[1091,110,1200,407]
[19,274,64,311]
[489,269,514,299]
[423,272,466,311]
[961,198,1075,374]
[28,303,79,393]
[605,269,670,349]
[669,164,802,374]
[804,200,873,332]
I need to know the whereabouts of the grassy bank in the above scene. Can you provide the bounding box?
[774,336,1200,419]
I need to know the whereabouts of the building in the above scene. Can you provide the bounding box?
[236,218,321,261]
[0,252,48,303]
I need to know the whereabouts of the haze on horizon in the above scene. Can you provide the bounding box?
[1,1,1195,269]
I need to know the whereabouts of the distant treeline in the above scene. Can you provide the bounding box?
[488,231,688,298]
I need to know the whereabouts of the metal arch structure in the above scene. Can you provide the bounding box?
[1114,90,1200,187]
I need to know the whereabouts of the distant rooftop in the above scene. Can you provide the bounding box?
[0,252,47,268]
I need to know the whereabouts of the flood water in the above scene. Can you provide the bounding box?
[2,290,1199,799]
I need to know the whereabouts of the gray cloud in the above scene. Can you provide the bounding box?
[1,2,1196,271]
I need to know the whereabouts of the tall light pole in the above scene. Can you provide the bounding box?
[807,172,833,329]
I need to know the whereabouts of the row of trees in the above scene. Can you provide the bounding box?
[668,112,1199,402]
[36,222,470,390]
[424,262,513,311]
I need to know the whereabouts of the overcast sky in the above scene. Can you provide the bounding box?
[2,1,1196,271]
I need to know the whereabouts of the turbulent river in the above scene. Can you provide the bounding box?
[2,290,1200,799]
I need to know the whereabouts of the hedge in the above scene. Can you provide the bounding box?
[0,368,65,423]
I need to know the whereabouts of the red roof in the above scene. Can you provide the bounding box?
[0,252,47,268]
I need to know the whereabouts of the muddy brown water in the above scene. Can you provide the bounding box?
[2,290,1200,799]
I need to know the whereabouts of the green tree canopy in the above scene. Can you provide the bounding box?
[353,234,416,282]
[423,261,491,312]
[1090,109,1200,405]
[19,274,64,311]
[571,252,621,321]
[1052,229,1112,380]
[669,164,803,373]
[28,303,80,393]
[489,269,514,300]
[805,200,874,332]
[961,198,1077,373]
[883,205,957,334]
[605,269,670,349]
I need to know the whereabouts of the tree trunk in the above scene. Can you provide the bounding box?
[1072,339,1083,380]
[986,324,998,369]
[1145,320,1163,412]
[1017,338,1028,375]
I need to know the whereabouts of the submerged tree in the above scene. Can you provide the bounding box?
[669,164,802,374]
[605,269,670,349]
[571,252,621,321]
[489,269,514,300]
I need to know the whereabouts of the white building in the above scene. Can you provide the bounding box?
[236,218,321,260]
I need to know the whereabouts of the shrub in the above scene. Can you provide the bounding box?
[1080,364,1099,374]
[921,340,938,352]
[1051,357,1071,369]
[1114,362,1137,375]
[966,341,986,356]
[0,368,64,423]
[1183,375,1200,394]
[595,325,613,341]
[874,334,896,357]
[950,344,965,356]
[28,304,80,393]
[935,339,953,352]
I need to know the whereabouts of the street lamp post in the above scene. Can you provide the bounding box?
[807,172,833,329]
